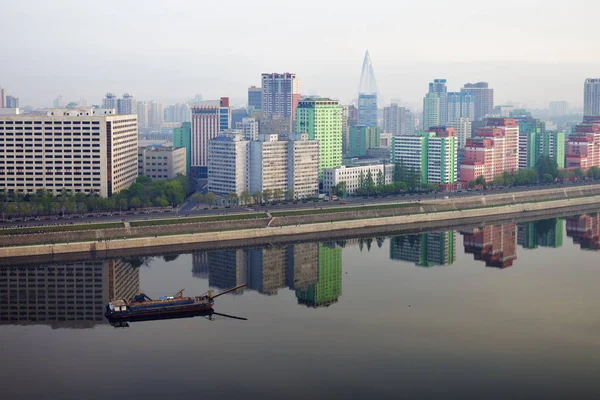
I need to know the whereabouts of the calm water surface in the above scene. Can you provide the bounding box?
[2,213,600,399]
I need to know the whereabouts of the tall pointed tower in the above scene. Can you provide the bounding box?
[358,50,379,95]
[357,50,378,126]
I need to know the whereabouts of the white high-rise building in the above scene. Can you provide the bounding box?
[148,101,164,128]
[137,102,149,129]
[447,92,475,123]
[0,108,138,197]
[250,134,289,197]
[287,133,319,199]
[584,79,600,116]
[423,93,440,130]
[447,118,472,149]
[236,117,259,141]
[208,131,249,196]
[207,132,318,199]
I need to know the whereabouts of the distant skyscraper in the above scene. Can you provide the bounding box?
[101,93,117,110]
[0,87,5,108]
[342,105,350,155]
[358,94,377,126]
[137,102,149,129]
[423,93,440,130]
[461,82,494,121]
[428,79,448,125]
[5,95,18,108]
[53,95,65,108]
[584,78,600,116]
[295,98,342,176]
[148,101,164,128]
[247,86,262,113]
[357,50,378,126]
[117,93,136,115]
[190,97,231,178]
[447,92,475,122]
[164,103,191,123]
[236,117,259,141]
[261,73,300,121]
[549,101,569,117]
[383,104,414,136]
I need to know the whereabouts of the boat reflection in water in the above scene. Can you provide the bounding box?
[108,308,248,328]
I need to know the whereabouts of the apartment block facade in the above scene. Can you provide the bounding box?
[0,108,138,197]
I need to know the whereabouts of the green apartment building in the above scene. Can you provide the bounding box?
[348,125,380,157]
[173,122,192,175]
[514,112,564,169]
[295,98,342,177]
[391,129,457,185]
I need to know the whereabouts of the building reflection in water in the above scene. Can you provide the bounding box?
[0,260,139,328]
[461,223,517,268]
[203,242,341,307]
[518,219,564,249]
[389,232,456,267]
[566,213,600,250]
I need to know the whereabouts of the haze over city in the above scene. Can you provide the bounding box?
[1,0,599,108]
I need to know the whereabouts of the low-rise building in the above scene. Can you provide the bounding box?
[138,145,187,180]
[322,164,394,194]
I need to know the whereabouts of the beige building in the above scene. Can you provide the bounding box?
[322,164,394,194]
[138,145,186,180]
[208,131,319,199]
[0,108,138,197]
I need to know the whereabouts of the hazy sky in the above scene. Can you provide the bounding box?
[1,0,599,109]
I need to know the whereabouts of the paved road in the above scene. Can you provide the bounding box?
[2,180,598,230]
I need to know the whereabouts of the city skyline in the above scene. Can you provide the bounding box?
[1,1,599,109]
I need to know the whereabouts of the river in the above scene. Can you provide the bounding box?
[2,212,600,399]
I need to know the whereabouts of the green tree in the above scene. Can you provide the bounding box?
[118,198,128,211]
[475,175,486,188]
[227,192,239,206]
[574,168,585,179]
[469,180,476,189]
[240,189,252,205]
[394,181,407,192]
[376,170,384,191]
[333,182,347,197]
[253,191,263,204]
[263,189,272,203]
[587,166,600,180]
[273,188,284,200]
[535,156,558,179]
[205,192,217,206]
[130,197,141,209]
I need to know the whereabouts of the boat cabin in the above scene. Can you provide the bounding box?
[108,300,129,313]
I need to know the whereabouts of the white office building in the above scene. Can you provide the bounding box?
[208,132,318,199]
[138,146,187,180]
[0,108,138,197]
[322,164,394,195]
[207,131,249,196]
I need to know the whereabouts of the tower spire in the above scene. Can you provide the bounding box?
[358,50,379,95]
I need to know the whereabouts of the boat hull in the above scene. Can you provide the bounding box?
[105,302,214,321]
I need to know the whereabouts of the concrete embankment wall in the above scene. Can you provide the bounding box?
[3,184,600,249]
[0,191,599,260]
